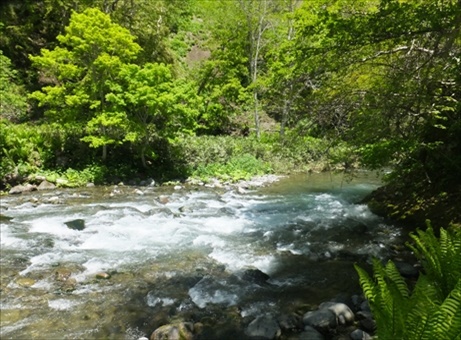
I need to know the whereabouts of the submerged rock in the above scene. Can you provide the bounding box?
[0,214,13,222]
[55,268,72,282]
[16,277,36,288]
[96,272,111,280]
[241,268,270,285]
[65,219,85,231]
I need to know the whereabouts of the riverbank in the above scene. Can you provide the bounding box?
[363,181,461,231]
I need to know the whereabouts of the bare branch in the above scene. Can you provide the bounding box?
[361,45,434,62]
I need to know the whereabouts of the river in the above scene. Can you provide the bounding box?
[0,172,405,339]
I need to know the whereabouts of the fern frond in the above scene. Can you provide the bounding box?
[385,260,410,299]
[354,264,376,302]
[421,279,461,340]
[406,274,440,339]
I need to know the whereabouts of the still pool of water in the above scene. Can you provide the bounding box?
[0,172,404,339]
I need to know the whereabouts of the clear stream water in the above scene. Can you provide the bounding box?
[0,172,406,339]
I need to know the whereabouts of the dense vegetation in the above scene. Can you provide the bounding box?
[1,0,460,226]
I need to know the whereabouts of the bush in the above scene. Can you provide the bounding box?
[192,154,272,182]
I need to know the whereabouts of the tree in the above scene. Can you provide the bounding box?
[117,63,200,167]
[0,50,28,122]
[291,0,461,182]
[29,8,141,161]
[262,0,306,140]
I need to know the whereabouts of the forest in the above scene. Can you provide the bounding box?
[1,0,461,227]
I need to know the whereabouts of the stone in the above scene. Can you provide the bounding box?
[95,272,111,280]
[351,294,365,312]
[179,202,207,213]
[65,219,85,231]
[158,195,169,204]
[298,326,324,340]
[359,317,377,334]
[319,302,354,325]
[350,329,372,340]
[245,315,281,339]
[395,261,419,278]
[0,214,13,222]
[9,184,37,194]
[8,185,24,195]
[61,278,77,292]
[150,322,194,340]
[55,268,72,282]
[241,268,270,285]
[46,196,62,204]
[237,186,247,194]
[37,180,56,191]
[86,182,95,187]
[134,189,145,195]
[277,314,302,331]
[174,185,182,190]
[303,309,337,333]
[16,277,36,288]
[360,300,371,313]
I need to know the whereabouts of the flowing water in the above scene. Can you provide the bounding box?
[0,172,406,339]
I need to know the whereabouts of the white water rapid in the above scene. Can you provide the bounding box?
[0,172,404,339]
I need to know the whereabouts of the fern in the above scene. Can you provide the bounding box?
[355,224,461,340]
[407,222,461,299]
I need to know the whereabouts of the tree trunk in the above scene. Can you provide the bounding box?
[102,144,107,161]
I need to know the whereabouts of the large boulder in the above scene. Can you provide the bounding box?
[245,315,281,339]
[318,302,354,325]
[37,180,56,191]
[302,309,337,333]
[150,322,194,340]
[9,184,37,194]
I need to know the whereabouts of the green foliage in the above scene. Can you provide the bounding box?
[30,8,141,158]
[407,222,461,299]
[37,165,108,187]
[292,0,461,193]
[0,120,55,183]
[0,51,28,122]
[192,154,272,182]
[355,225,461,340]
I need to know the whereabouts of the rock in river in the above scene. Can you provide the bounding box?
[9,184,37,194]
[65,219,85,231]
[245,315,281,339]
[37,180,56,191]
[150,322,194,340]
